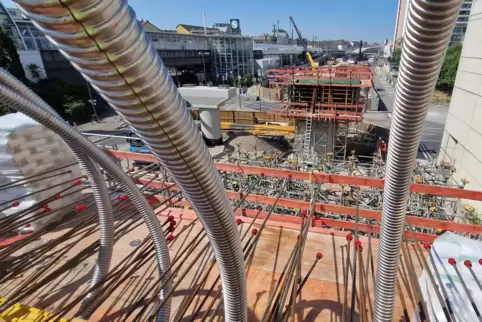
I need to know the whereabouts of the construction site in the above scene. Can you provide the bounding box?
[1,0,482,322]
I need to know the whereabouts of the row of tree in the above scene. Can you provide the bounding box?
[0,27,91,122]
[389,43,463,93]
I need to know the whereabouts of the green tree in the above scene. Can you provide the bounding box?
[437,43,462,93]
[0,27,25,80]
[389,47,402,65]
[27,63,44,80]
[0,26,26,115]
[63,96,89,122]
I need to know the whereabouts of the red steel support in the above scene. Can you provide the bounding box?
[108,150,482,202]
[146,180,482,235]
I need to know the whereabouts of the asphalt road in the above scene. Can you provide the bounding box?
[369,70,449,155]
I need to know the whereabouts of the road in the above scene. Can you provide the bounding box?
[368,70,449,155]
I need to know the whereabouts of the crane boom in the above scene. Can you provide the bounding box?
[289,16,316,68]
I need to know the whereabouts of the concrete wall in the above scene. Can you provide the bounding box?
[294,119,334,156]
[439,0,482,210]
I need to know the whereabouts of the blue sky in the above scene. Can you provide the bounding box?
[3,0,398,42]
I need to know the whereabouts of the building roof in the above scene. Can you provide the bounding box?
[140,19,163,33]
[177,24,220,34]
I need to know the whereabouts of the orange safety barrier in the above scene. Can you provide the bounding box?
[108,150,482,202]
[142,178,482,235]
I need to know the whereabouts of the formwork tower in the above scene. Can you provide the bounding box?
[267,65,373,161]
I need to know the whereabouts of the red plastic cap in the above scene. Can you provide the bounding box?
[67,169,72,174]
[170,220,177,227]
[168,226,175,232]
[166,234,175,241]
[464,260,472,267]
[236,218,243,225]
[448,258,456,265]
[346,233,353,241]
[316,252,323,259]
[25,223,31,228]
[288,174,292,179]
[260,172,265,177]
[251,228,258,235]
[300,210,307,217]
[117,194,128,201]
[26,229,34,234]
[43,207,51,213]
[12,201,20,207]
[42,204,49,209]
[130,168,135,173]
[167,215,175,221]
[479,259,482,266]
[258,206,263,211]
[54,194,61,200]
[73,179,82,186]
[148,199,156,205]
[75,204,87,212]
[423,243,431,250]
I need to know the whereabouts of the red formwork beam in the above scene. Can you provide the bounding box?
[107,150,482,202]
[144,178,482,235]
[269,109,363,121]
[156,205,436,243]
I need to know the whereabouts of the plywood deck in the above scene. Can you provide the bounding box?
[1,220,423,321]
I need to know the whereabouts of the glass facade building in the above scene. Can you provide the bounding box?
[0,3,24,50]
[145,31,209,51]
[450,0,472,46]
[210,35,254,83]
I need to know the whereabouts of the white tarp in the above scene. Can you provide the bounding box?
[416,232,482,321]
[0,113,40,217]
[0,113,81,232]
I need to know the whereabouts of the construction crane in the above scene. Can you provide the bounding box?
[289,16,317,68]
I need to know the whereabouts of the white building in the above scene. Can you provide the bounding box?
[439,0,482,209]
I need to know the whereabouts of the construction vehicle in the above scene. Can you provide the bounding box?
[289,16,317,69]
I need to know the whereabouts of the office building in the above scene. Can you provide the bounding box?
[394,0,473,47]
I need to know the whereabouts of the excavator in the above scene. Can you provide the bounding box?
[289,16,317,69]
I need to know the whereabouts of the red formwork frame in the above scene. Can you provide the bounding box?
[266,65,373,121]
[109,150,482,202]
[140,178,482,236]
[108,150,482,237]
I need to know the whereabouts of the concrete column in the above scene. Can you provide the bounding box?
[200,108,222,146]
[326,121,334,153]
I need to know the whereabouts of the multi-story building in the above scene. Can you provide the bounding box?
[394,0,473,47]
[393,0,409,48]
[439,0,482,209]
[0,3,50,81]
[450,1,473,46]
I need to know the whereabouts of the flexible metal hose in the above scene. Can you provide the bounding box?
[0,83,172,320]
[374,0,461,321]
[0,68,113,316]
[14,0,247,320]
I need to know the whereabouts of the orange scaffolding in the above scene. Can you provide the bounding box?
[267,65,373,121]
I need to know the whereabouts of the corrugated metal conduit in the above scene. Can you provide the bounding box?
[13,0,247,320]
[374,0,462,321]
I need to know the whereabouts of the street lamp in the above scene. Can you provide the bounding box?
[198,52,210,85]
